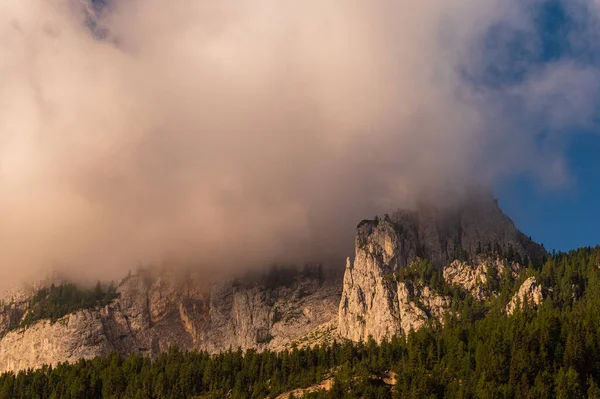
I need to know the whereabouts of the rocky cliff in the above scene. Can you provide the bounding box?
[338,191,547,342]
[0,267,341,373]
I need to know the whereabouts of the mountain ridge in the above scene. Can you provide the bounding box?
[0,190,549,373]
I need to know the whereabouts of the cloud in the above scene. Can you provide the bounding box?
[0,0,599,289]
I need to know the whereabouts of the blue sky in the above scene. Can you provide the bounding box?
[496,133,600,252]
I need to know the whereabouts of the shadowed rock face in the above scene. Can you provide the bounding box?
[339,190,547,343]
[367,189,545,269]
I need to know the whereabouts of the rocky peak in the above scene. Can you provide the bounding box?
[339,190,547,343]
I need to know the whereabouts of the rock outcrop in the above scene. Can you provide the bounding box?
[339,191,546,343]
[506,277,543,315]
[443,256,520,300]
[397,282,449,335]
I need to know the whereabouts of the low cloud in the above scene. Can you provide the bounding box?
[0,0,598,289]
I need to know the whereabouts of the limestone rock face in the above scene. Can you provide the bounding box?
[338,253,401,343]
[506,277,543,315]
[339,191,546,343]
[0,269,341,373]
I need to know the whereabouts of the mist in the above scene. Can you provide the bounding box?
[1,0,599,289]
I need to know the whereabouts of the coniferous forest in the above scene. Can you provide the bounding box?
[1,247,600,398]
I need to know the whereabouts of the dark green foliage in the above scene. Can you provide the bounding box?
[2,247,600,398]
[18,282,119,329]
[396,259,438,286]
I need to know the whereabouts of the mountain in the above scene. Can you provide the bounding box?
[0,189,547,374]
[338,188,547,343]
